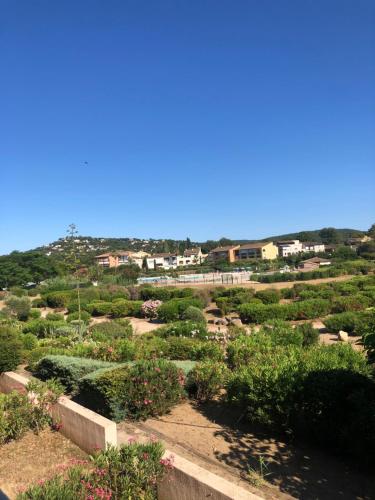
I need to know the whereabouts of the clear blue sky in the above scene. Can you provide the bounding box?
[1,0,374,255]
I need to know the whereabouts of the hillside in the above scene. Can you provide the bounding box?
[262,228,365,244]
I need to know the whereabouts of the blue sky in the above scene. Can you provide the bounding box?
[1,0,374,254]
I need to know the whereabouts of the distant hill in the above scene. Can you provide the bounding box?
[262,228,365,244]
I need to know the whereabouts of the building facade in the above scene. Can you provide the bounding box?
[302,242,325,253]
[277,240,303,257]
[235,242,278,260]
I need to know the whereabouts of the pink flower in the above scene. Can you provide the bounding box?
[128,436,136,443]
[142,452,149,460]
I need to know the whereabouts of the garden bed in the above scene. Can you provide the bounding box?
[119,400,375,500]
[0,429,87,499]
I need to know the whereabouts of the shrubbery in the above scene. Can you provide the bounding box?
[4,295,31,321]
[324,312,360,334]
[76,359,186,421]
[35,355,117,392]
[181,305,206,323]
[187,361,229,401]
[90,319,133,341]
[238,299,331,323]
[0,326,22,372]
[154,321,208,339]
[0,379,61,445]
[18,442,169,500]
[157,298,204,322]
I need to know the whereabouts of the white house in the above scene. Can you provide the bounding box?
[277,240,303,257]
[146,253,177,270]
[302,242,325,253]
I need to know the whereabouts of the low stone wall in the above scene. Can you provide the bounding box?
[0,372,117,453]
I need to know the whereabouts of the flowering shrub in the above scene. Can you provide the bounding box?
[17,442,170,500]
[0,379,61,445]
[76,359,186,421]
[141,300,163,320]
[154,320,208,339]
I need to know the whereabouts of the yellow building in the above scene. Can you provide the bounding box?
[235,242,278,260]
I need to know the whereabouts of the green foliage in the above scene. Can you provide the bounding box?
[157,297,204,322]
[296,322,320,347]
[181,305,206,323]
[139,287,194,302]
[4,295,31,321]
[29,308,41,319]
[187,361,230,401]
[238,299,331,324]
[17,442,167,500]
[90,320,133,341]
[154,321,208,339]
[0,326,22,373]
[76,359,185,421]
[356,312,375,363]
[22,319,67,338]
[87,301,113,316]
[66,311,91,323]
[35,355,117,393]
[20,333,39,350]
[331,294,372,313]
[324,312,360,334]
[255,289,280,304]
[226,341,373,462]
[0,251,59,289]
[45,312,65,321]
[110,299,143,318]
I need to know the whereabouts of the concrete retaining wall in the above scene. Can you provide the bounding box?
[1,372,262,499]
[0,372,117,453]
[158,451,262,500]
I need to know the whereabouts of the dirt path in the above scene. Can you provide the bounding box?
[118,401,375,500]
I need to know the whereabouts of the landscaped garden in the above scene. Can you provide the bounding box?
[1,274,375,497]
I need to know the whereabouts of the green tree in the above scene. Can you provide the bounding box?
[319,227,340,244]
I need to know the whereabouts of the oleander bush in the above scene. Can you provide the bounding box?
[187,361,230,401]
[17,442,169,500]
[226,341,374,462]
[76,359,186,421]
[34,355,117,392]
[0,325,22,372]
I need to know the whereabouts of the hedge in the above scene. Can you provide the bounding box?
[34,355,117,392]
[0,326,22,373]
[76,359,186,421]
[154,321,208,339]
[157,298,204,322]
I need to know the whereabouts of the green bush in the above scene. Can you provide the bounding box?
[29,308,41,319]
[99,285,131,301]
[22,319,67,338]
[18,442,168,500]
[255,289,280,304]
[324,312,360,334]
[296,322,320,347]
[20,332,38,350]
[66,311,91,323]
[4,295,31,321]
[46,312,65,321]
[34,355,117,393]
[43,291,71,308]
[31,297,47,308]
[154,321,208,339]
[87,301,113,316]
[238,303,287,323]
[226,341,373,462]
[0,326,22,373]
[356,312,375,363]
[181,306,206,323]
[90,320,133,341]
[157,298,204,322]
[0,380,61,445]
[164,337,224,361]
[331,294,372,313]
[76,359,185,421]
[111,299,143,318]
[187,361,229,401]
